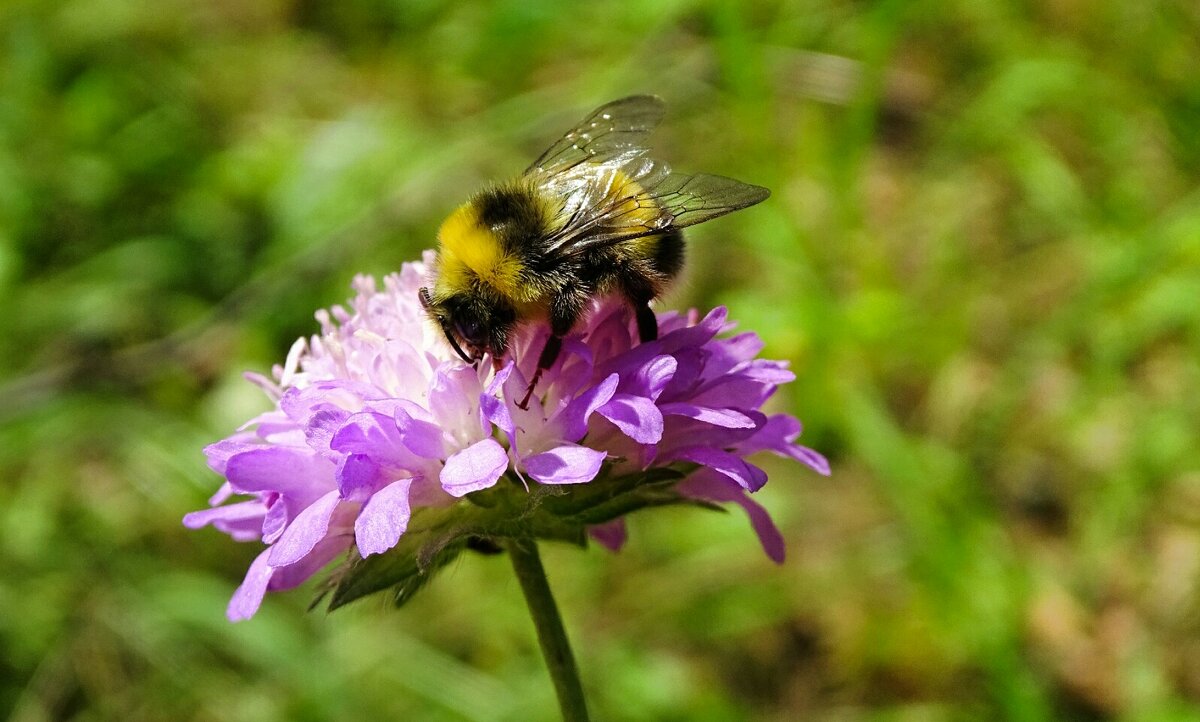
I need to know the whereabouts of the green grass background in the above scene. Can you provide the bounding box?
[3,0,1200,719]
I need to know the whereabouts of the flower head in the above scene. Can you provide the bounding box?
[186,253,828,620]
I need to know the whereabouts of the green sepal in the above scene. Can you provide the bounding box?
[323,464,710,612]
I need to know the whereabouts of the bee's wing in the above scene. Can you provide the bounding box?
[525,95,666,176]
[544,169,771,256]
[637,172,771,228]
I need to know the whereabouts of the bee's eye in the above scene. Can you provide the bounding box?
[455,318,486,347]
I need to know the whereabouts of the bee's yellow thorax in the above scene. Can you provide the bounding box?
[606,171,660,256]
[436,202,526,300]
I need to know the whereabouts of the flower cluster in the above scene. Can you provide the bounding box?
[185,253,828,620]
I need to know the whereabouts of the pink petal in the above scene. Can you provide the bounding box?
[336,453,385,500]
[737,414,831,476]
[628,355,677,401]
[659,306,727,352]
[261,498,288,543]
[182,499,268,543]
[330,412,404,460]
[243,370,282,400]
[355,479,414,556]
[708,332,765,371]
[268,490,340,567]
[587,305,636,360]
[440,439,509,497]
[395,408,446,459]
[739,414,802,450]
[208,481,234,506]
[736,359,796,384]
[481,392,516,448]
[589,519,628,552]
[525,445,607,485]
[303,407,351,454]
[679,471,786,563]
[784,444,831,476]
[559,373,619,442]
[225,447,333,498]
[598,394,663,444]
[227,549,274,622]
[269,535,353,590]
[550,340,596,398]
[673,446,768,492]
[429,365,478,431]
[279,381,385,422]
[182,500,265,530]
[481,363,517,447]
[485,361,515,396]
[689,373,778,409]
[203,438,261,475]
[659,403,756,429]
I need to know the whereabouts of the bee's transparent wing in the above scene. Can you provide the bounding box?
[526,95,768,256]
[545,171,771,256]
[640,172,771,228]
[525,95,666,176]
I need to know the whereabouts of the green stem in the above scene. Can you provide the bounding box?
[506,539,590,722]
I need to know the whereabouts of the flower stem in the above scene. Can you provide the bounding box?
[506,538,590,722]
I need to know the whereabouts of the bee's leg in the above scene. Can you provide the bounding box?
[634,301,658,343]
[631,231,681,343]
[622,279,659,343]
[517,289,587,410]
[517,334,563,410]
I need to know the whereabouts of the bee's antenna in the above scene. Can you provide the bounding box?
[420,286,474,365]
[443,328,473,364]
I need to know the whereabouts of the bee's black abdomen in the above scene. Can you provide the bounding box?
[579,229,687,313]
[651,229,685,280]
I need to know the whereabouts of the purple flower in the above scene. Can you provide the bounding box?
[186,253,828,620]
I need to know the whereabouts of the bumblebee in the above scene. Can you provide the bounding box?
[419,95,769,408]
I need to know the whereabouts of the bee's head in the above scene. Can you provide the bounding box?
[419,287,516,365]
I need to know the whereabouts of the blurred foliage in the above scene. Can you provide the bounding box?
[3,0,1200,720]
